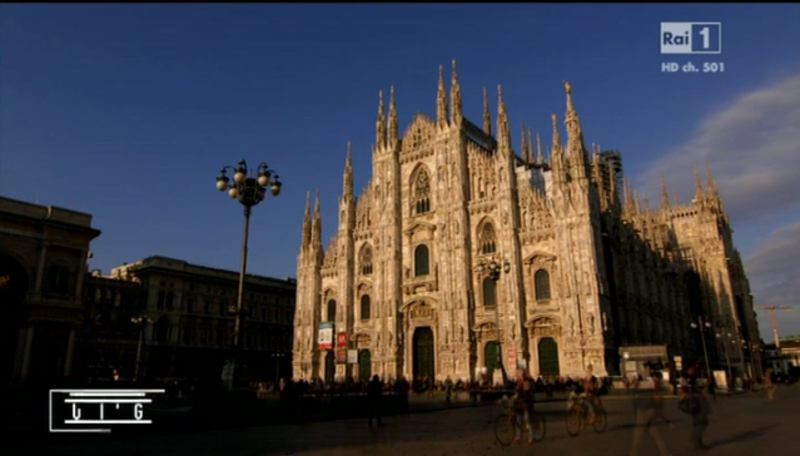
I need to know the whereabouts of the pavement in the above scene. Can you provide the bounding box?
[9,385,800,456]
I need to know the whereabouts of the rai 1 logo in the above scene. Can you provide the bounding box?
[660,22,722,54]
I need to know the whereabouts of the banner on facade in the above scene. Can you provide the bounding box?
[347,349,358,364]
[318,322,333,350]
[336,350,347,365]
[507,349,516,369]
[337,332,347,348]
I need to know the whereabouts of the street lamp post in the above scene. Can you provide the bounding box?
[715,329,734,385]
[131,315,153,383]
[690,316,713,380]
[272,352,285,384]
[216,159,281,390]
[477,256,511,386]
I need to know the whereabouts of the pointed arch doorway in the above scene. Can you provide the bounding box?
[412,327,434,380]
[537,337,560,376]
[324,351,335,382]
[485,341,501,380]
[358,349,371,382]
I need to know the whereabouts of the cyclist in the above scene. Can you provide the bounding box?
[581,365,598,425]
[512,367,536,445]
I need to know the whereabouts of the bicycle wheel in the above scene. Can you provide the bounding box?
[494,413,515,446]
[565,407,582,437]
[531,413,546,442]
[592,409,608,433]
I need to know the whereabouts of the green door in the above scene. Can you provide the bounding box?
[325,351,335,382]
[538,337,560,376]
[358,349,371,382]
[485,341,500,380]
[413,327,435,379]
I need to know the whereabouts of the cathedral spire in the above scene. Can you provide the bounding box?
[693,164,704,204]
[301,190,311,251]
[450,59,462,126]
[536,132,543,165]
[342,141,353,201]
[608,161,617,207]
[660,173,671,210]
[482,87,492,136]
[520,120,529,163]
[550,113,562,166]
[704,161,717,198]
[496,85,510,152]
[388,86,398,147]
[436,65,448,128]
[375,90,385,150]
[311,188,321,248]
[563,81,587,173]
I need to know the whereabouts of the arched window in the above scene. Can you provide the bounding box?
[166,292,174,309]
[534,269,551,301]
[414,169,431,214]
[360,295,371,320]
[479,223,497,255]
[45,263,73,296]
[483,277,497,307]
[157,291,166,310]
[414,244,430,276]
[360,245,373,276]
[155,315,169,342]
[327,299,337,323]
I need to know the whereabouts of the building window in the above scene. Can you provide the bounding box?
[414,169,431,214]
[479,223,497,255]
[200,328,209,345]
[414,244,430,276]
[155,316,169,342]
[157,291,166,310]
[360,245,373,275]
[182,327,194,345]
[204,301,211,314]
[114,292,122,307]
[45,264,73,296]
[482,277,497,307]
[186,299,194,313]
[534,269,551,301]
[219,302,226,316]
[261,308,267,320]
[327,299,337,323]
[361,295,371,320]
[216,329,225,346]
[166,292,174,309]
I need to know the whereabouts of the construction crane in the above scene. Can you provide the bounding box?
[756,305,793,348]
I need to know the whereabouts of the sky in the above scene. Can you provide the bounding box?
[1,4,799,339]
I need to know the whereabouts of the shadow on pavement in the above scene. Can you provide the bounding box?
[710,424,779,447]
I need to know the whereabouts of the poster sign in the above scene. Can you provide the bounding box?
[318,322,333,350]
[336,350,347,365]
[336,332,348,348]
[713,370,729,392]
[347,349,358,364]
[507,348,516,369]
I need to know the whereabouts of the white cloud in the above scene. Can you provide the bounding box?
[634,74,800,223]
[634,73,800,340]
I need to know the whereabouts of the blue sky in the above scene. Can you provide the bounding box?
[2,4,799,338]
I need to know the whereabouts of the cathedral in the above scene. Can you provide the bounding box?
[292,61,761,383]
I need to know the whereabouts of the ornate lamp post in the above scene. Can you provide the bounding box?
[477,256,511,386]
[216,159,281,390]
[690,316,713,380]
[131,314,153,383]
[272,352,286,384]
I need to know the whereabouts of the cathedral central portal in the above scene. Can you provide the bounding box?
[412,326,434,380]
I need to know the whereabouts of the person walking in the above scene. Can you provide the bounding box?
[444,375,454,405]
[367,374,385,428]
[764,369,776,401]
[689,382,713,450]
[628,376,672,456]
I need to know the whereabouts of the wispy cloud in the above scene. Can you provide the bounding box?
[634,74,800,224]
[634,73,800,339]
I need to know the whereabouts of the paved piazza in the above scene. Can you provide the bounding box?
[16,388,799,456]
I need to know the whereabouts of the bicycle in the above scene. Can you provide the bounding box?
[565,392,607,436]
[494,396,546,446]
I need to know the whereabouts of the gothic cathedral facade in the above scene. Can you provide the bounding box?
[292,62,761,383]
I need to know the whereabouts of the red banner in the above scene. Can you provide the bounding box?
[337,332,347,348]
[336,350,347,365]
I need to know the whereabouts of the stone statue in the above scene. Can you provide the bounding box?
[460,326,465,342]
[564,81,571,94]
[588,314,596,335]
[568,315,575,337]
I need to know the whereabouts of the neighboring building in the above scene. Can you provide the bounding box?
[72,269,147,382]
[109,256,296,382]
[292,62,761,383]
[0,196,101,384]
[763,341,800,375]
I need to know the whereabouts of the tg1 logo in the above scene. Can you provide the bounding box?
[660,22,722,54]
